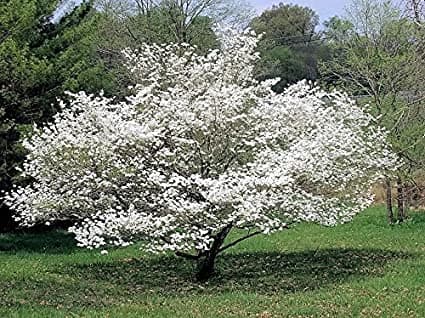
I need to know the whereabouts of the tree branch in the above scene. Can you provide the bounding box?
[217,230,262,254]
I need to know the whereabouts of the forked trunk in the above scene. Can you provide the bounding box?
[175,224,264,281]
[196,224,233,281]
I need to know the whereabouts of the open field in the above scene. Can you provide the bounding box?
[1,206,425,317]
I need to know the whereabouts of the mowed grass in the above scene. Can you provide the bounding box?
[1,206,425,317]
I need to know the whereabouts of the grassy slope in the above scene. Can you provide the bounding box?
[1,206,425,317]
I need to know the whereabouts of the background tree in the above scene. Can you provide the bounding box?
[95,0,214,49]
[250,3,321,93]
[0,0,120,231]
[95,0,254,51]
[320,0,425,223]
[405,0,425,25]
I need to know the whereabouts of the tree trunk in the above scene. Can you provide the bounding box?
[404,182,410,219]
[397,177,405,222]
[197,251,218,281]
[196,224,232,281]
[385,178,394,224]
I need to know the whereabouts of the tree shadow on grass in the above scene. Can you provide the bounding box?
[1,248,413,308]
[0,230,77,254]
[66,248,412,296]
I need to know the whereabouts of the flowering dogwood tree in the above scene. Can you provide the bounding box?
[4,31,397,280]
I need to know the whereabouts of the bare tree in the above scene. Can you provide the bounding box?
[406,0,425,25]
[95,0,254,46]
[321,0,425,223]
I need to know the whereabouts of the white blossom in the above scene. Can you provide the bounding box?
[4,31,397,255]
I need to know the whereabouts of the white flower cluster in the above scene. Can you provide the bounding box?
[4,30,397,253]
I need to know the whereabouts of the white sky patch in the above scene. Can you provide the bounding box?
[51,0,84,23]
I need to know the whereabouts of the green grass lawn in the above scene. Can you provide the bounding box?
[1,206,425,317]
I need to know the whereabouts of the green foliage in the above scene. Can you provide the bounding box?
[250,3,318,42]
[323,16,355,42]
[1,207,425,316]
[251,3,321,93]
[0,1,121,230]
[36,3,120,98]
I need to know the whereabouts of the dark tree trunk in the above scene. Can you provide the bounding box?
[404,182,410,219]
[176,225,265,281]
[397,177,405,222]
[196,224,232,281]
[385,178,394,224]
[197,252,217,281]
[0,203,18,232]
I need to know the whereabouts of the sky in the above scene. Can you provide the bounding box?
[52,0,82,23]
[250,0,350,24]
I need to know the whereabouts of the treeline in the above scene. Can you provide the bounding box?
[1,0,424,230]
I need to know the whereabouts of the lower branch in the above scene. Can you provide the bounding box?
[217,223,291,254]
[218,231,262,254]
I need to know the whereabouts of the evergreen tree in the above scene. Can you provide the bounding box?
[0,0,120,230]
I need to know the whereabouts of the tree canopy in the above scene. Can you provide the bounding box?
[5,32,397,279]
